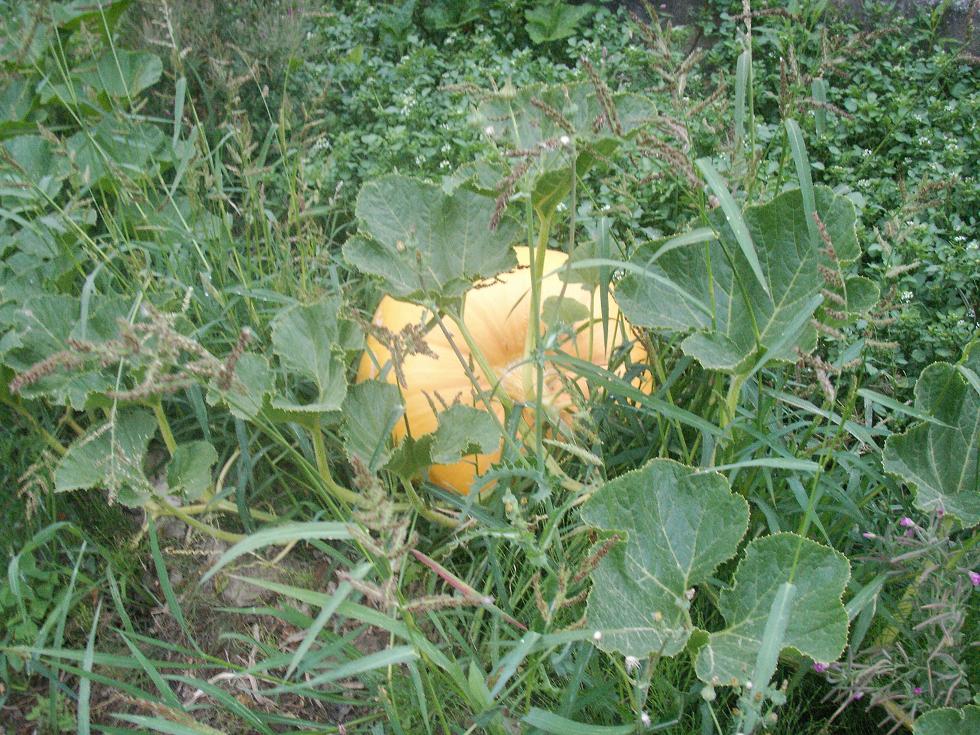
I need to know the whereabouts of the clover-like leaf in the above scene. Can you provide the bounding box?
[167,440,218,501]
[55,409,157,506]
[270,300,347,414]
[342,380,404,471]
[882,341,979,527]
[431,404,500,464]
[581,459,749,657]
[617,186,864,375]
[474,82,654,217]
[344,175,521,304]
[695,533,850,686]
[914,705,980,735]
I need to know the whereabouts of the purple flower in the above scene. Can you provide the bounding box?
[899,516,915,528]
[969,571,980,587]
[813,662,829,673]
[913,687,923,695]
[852,691,864,701]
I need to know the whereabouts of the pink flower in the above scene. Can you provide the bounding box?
[913,687,923,695]
[862,532,877,539]
[852,691,864,701]
[813,662,829,673]
[968,571,980,587]
[899,516,915,528]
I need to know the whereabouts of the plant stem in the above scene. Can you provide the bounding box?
[149,498,245,543]
[2,397,67,456]
[152,399,177,455]
[309,421,364,507]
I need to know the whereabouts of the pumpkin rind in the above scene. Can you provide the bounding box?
[356,247,647,494]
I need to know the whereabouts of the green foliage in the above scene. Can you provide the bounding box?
[914,705,980,735]
[883,341,980,527]
[345,175,521,304]
[525,2,597,44]
[695,534,850,685]
[2,1,977,733]
[618,186,870,376]
[581,458,748,658]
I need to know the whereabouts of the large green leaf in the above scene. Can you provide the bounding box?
[344,175,521,304]
[342,380,404,471]
[695,533,850,685]
[77,49,163,99]
[580,459,749,657]
[431,404,500,464]
[66,117,167,187]
[208,352,273,421]
[525,2,596,44]
[914,705,980,735]
[166,440,218,501]
[55,409,157,506]
[474,82,654,217]
[0,294,127,409]
[270,300,347,414]
[882,341,980,527]
[617,186,863,375]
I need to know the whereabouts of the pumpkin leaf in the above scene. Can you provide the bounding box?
[386,434,435,481]
[914,705,980,735]
[55,410,157,507]
[0,294,128,409]
[525,2,596,44]
[474,82,654,218]
[882,341,980,527]
[580,459,749,657]
[695,533,850,686]
[76,49,162,99]
[208,352,274,421]
[166,440,218,501]
[345,175,521,304]
[342,380,404,471]
[617,186,861,375]
[431,404,500,464]
[270,300,347,414]
[541,295,591,328]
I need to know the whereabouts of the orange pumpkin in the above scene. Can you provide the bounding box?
[356,247,648,494]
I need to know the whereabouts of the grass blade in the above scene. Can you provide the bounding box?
[858,388,954,426]
[148,521,203,654]
[811,78,828,135]
[201,521,352,584]
[785,119,819,247]
[285,561,371,679]
[696,158,770,299]
[735,49,749,149]
[78,599,102,735]
[522,708,634,734]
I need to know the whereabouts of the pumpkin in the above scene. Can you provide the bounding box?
[356,246,648,494]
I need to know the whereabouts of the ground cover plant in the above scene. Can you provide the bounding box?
[0,1,977,733]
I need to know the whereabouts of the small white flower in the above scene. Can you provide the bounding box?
[901,291,914,303]
[484,125,495,136]
[624,655,641,674]
[745,681,753,690]
[640,712,651,727]
[685,588,696,601]
[559,134,571,146]
[592,630,603,641]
